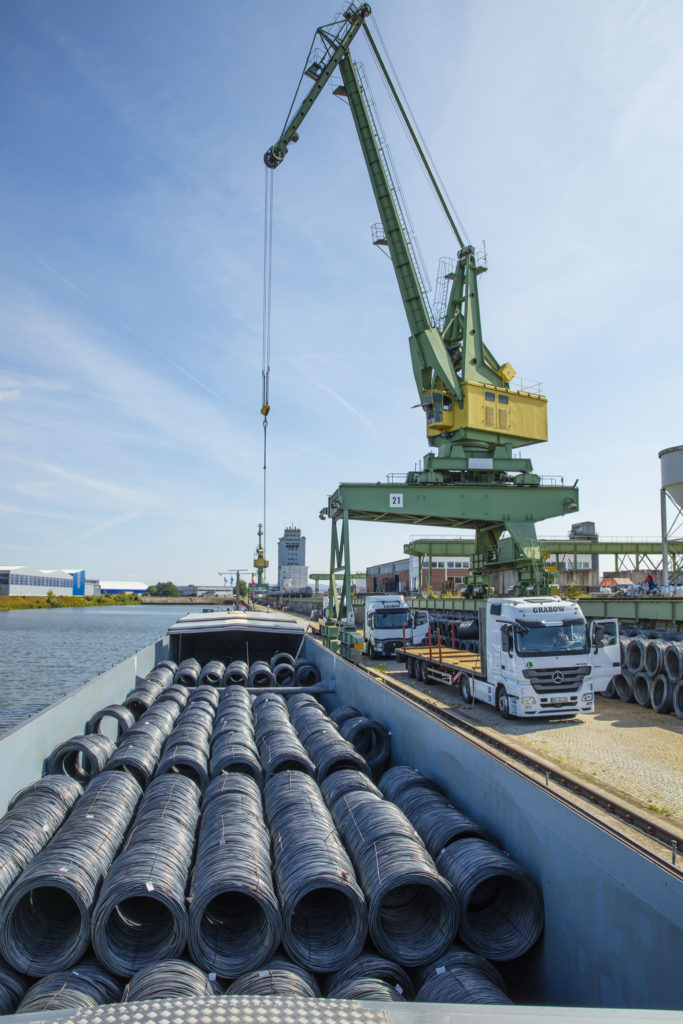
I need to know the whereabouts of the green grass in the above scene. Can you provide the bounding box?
[0,593,141,611]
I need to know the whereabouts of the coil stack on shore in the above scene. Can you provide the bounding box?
[0,652,544,1015]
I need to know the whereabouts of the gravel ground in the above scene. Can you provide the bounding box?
[358,652,683,825]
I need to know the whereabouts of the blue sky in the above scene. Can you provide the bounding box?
[1,0,681,586]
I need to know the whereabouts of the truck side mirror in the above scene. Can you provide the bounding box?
[501,629,511,654]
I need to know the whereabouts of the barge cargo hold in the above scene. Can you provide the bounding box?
[0,611,681,1021]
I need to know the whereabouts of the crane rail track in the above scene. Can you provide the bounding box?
[360,663,683,878]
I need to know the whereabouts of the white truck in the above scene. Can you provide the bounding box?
[399,596,620,718]
[364,594,429,659]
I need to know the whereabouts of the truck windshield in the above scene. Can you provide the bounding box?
[515,623,588,655]
[375,610,411,629]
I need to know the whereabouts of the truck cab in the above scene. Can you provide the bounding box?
[478,597,619,718]
[364,595,428,659]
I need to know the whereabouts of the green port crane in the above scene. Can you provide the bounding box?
[265,3,579,657]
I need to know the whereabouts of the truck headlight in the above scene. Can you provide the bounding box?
[521,696,536,707]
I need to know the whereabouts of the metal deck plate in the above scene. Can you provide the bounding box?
[59,997,389,1024]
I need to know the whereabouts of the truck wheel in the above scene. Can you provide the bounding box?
[496,685,512,720]
[368,643,375,660]
[460,675,474,705]
[419,660,428,683]
[407,658,416,678]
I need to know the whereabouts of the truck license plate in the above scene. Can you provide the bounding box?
[550,696,565,704]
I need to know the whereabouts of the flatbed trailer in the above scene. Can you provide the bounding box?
[398,643,479,688]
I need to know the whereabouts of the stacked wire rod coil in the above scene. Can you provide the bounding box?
[605,631,683,717]
[91,774,200,975]
[0,771,142,975]
[264,770,367,971]
[0,653,544,1011]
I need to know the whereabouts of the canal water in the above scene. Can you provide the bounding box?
[0,604,197,735]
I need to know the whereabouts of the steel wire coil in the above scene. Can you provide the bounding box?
[339,716,391,777]
[156,660,178,675]
[253,694,316,779]
[664,641,683,682]
[6,774,83,813]
[198,660,226,686]
[436,838,543,960]
[156,685,190,709]
[91,774,200,976]
[320,769,383,807]
[188,773,281,976]
[273,662,295,684]
[390,785,498,858]
[270,652,296,670]
[293,660,321,686]
[379,765,442,803]
[0,778,84,902]
[632,672,652,707]
[325,951,412,999]
[46,733,116,782]
[202,770,266,812]
[223,660,249,685]
[614,672,635,702]
[17,959,122,1013]
[227,968,316,998]
[288,695,370,782]
[626,637,647,673]
[216,684,252,718]
[86,704,136,740]
[252,953,321,996]
[413,942,507,993]
[673,679,683,719]
[189,685,221,711]
[650,675,674,714]
[210,735,262,785]
[0,770,142,975]
[105,721,170,789]
[123,687,157,719]
[330,706,361,727]
[330,788,457,965]
[156,741,210,791]
[265,771,367,971]
[327,977,405,1001]
[415,966,512,1004]
[249,661,276,687]
[0,957,28,1014]
[645,639,669,676]
[601,677,617,699]
[123,960,214,1002]
[174,659,201,687]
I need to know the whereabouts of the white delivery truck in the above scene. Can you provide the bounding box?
[364,594,429,659]
[399,596,619,718]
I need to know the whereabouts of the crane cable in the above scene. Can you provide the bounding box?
[261,167,274,567]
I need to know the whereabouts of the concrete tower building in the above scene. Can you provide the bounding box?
[278,525,309,590]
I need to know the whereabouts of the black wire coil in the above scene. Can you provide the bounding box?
[0,776,84,903]
[270,653,295,670]
[198,660,226,686]
[17,960,123,1013]
[188,771,281,976]
[415,966,512,1004]
[105,702,179,788]
[413,942,507,993]
[249,660,277,687]
[123,960,215,1002]
[189,685,221,711]
[319,768,383,808]
[210,690,262,785]
[264,770,367,971]
[378,765,498,858]
[327,978,405,1001]
[223,660,249,685]
[293,660,321,686]
[328,787,457,965]
[339,715,391,778]
[91,773,200,976]
[0,957,28,1014]
[155,702,214,792]
[46,733,116,783]
[329,705,361,727]
[325,950,413,999]
[0,770,142,975]
[86,704,136,740]
[273,661,295,684]
[174,659,202,687]
[288,693,370,782]
[156,684,190,709]
[227,968,316,998]
[253,693,316,779]
[436,838,544,960]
